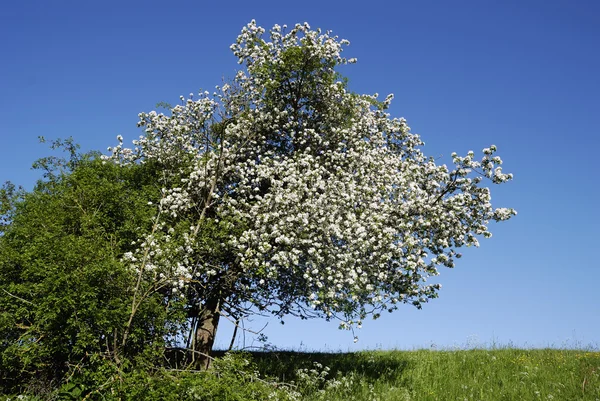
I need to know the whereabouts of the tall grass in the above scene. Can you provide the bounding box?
[251,348,600,400]
[3,347,598,400]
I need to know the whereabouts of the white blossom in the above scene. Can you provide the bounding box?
[105,20,515,330]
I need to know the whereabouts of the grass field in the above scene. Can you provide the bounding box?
[3,347,599,400]
[249,348,600,400]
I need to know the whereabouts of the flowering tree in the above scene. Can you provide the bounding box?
[106,21,515,367]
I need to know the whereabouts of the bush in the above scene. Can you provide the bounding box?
[0,151,180,395]
[49,352,295,401]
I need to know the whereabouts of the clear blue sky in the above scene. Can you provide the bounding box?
[1,0,598,351]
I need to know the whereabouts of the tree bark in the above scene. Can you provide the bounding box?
[194,297,221,369]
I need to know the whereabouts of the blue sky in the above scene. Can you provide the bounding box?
[1,0,598,351]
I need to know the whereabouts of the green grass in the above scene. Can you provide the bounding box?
[250,348,600,400]
[3,348,599,400]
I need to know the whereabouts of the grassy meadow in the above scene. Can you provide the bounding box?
[249,347,600,400]
[2,347,599,400]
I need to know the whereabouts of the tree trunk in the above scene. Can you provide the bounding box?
[194,297,220,369]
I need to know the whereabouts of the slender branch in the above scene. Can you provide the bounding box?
[121,204,163,349]
[81,376,117,401]
[192,137,224,238]
[2,289,33,305]
[165,346,216,364]
[432,171,460,205]
[65,354,88,384]
[219,311,269,336]
[228,317,239,351]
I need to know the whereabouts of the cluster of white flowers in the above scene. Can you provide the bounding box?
[105,21,515,327]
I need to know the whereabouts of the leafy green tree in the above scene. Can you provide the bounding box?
[0,141,185,394]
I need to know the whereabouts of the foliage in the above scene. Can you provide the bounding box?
[53,352,293,401]
[105,20,516,359]
[0,144,184,394]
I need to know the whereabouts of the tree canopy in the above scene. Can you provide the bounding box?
[105,21,515,363]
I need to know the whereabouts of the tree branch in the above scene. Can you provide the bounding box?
[2,289,33,305]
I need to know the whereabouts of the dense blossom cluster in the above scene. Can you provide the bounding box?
[105,21,515,329]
